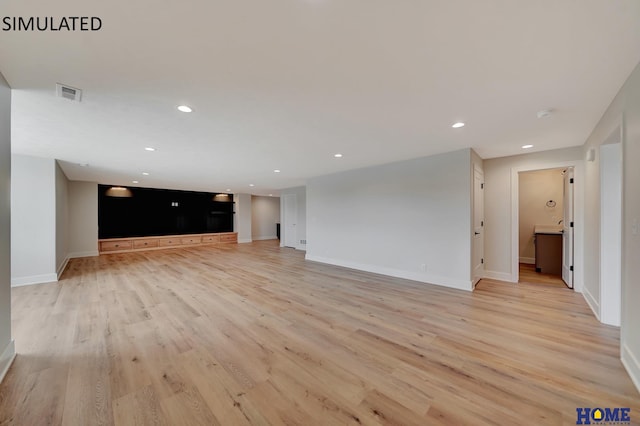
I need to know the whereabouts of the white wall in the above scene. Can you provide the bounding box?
[251,196,280,240]
[68,181,98,257]
[235,193,252,243]
[306,149,473,291]
[11,154,58,286]
[55,161,69,277]
[280,186,306,250]
[581,61,640,392]
[518,169,564,262]
[483,147,584,284]
[0,72,15,383]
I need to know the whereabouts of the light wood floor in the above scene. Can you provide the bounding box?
[1,240,638,425]
[519,263,566,287]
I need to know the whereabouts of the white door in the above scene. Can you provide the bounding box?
[562,168,574,288]
[472,167,484,286]
[600,143,622,326]
[283,194,297,248]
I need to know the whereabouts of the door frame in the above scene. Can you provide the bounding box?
[510,160,584,292]
[562,167,575,289]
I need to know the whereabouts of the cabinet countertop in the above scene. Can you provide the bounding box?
[534,225,563,235]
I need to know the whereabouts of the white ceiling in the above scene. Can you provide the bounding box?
[1,0,639,196]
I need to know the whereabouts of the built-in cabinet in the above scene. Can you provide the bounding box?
[99,232,237,254]
[534,226,562,275]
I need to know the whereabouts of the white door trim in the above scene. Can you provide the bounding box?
[510,161,584,292]
[562,167,575,288]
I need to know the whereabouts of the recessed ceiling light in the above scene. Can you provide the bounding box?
[226,188,231,192]
[274,169,281,173]
[269,194,273,196]
[334,153,343,158]
[522,144,534,149]
[142,172,150,176]
[537,109,553,119]
[144,147,156,152]
[452,122,465,128]
[177,105,192,113]
[132,180,139,184]
[78,163,89,167]
[249,184,255,187]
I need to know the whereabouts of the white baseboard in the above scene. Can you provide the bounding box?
[251,236,277,241]
[519,257,535,265]
[305,254,472,292]
[11,273,58,287]
[582,286,601,321]
[622,344,640,395]
[296,244,307,251]
[0,339,16,385]
[57,256,70,280]
[483,270,517,283]
[238,238,253,244]
[69,250,99,258]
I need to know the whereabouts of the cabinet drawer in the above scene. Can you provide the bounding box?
[101,240,132,252]
[158,238,181,247]
[220,233,237,243]
[133,239,159,249]
[181,236,202,245]
[202,235,220,244]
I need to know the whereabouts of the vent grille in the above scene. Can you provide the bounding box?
[56,83,82,102]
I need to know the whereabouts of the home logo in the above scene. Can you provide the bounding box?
[576,407,631,425]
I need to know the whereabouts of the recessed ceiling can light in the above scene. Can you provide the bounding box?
[249,184,255,187]
[142,172,150,176]
[452,122,465,128]
[274,169,281,173]
[79,163,89,167]
[537,109,553,119]
[226,188,231,192]
[522,144,534,149]
[132,180,139,184]
[334,153,343,158]
[177,105,192,113]
[269,194,273,196]
[144,147,156,152]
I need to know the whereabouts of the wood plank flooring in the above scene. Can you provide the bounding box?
[1,240,638,425]
[519,263,566,287]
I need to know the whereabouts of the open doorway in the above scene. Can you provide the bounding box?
[518,167,570,288]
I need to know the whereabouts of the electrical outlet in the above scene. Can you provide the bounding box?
[633,218,639,236]
[420,263,427,272]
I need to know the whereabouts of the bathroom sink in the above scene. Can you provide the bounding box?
[534,225,563,234]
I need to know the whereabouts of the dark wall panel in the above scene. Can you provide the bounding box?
[98,185,234,239]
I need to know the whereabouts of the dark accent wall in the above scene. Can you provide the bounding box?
[98,185,234,239]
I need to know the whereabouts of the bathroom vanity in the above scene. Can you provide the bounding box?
[534,225,563,275]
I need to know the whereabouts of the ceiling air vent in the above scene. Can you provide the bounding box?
[56,83,82,102]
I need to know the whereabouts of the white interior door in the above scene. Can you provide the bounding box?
[283,194,297,248]
[600,143,622,326]
[472,167,484,286]
[562,168,574,288]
